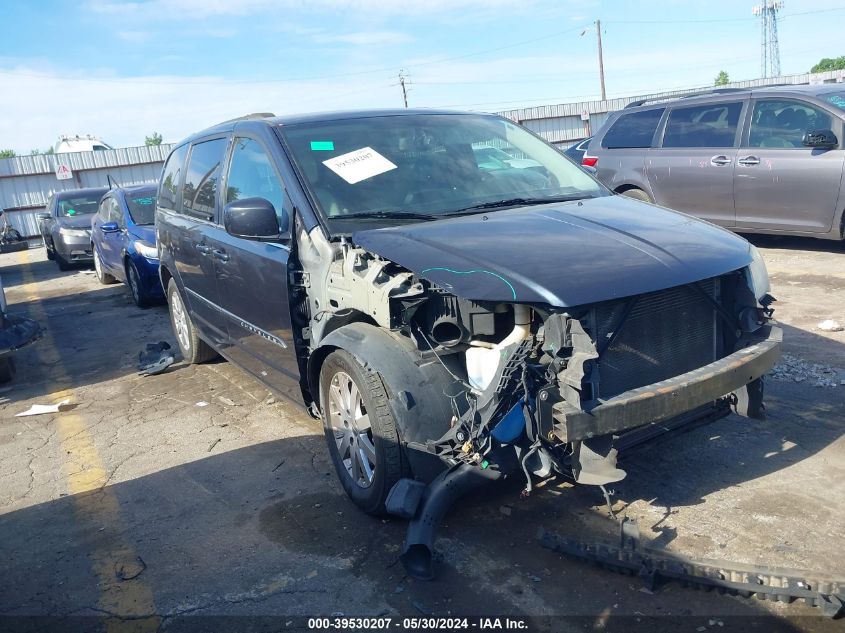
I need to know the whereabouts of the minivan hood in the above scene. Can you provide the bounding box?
[352,196,753,307]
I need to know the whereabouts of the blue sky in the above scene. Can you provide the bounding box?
[2,0,844,152]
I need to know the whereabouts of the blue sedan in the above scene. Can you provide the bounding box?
[90,184,164,307]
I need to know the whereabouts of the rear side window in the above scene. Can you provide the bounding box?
[601,108,665,149]
[182,138,227,220]
[662,102,743,148]
[159,144,188,211]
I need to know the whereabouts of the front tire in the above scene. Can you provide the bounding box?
[319,349,406,515]
[166,279,217,364]
[126,259,149,307]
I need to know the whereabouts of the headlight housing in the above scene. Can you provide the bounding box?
[134,240,159,260]
[744,244,770,301]
[59,227,89,238]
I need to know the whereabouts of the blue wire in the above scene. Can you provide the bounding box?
[420,267,517,301]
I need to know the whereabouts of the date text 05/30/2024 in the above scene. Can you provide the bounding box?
[307,617,529,630]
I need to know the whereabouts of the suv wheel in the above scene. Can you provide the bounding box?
[93,247,116,285]
[166,280,217,364]
[620,187,653,203]
[319,349,406,515]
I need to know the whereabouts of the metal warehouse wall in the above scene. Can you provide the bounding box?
[0,144,175,238]
[500,69,845,147]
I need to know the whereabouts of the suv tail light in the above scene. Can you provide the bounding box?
[582,155,598,167]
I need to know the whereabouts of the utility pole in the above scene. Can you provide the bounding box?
[595,19,606,101]
[398,70,409,108]
[753,1,783,78]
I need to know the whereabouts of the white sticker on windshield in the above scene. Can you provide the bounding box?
[322,147,397,184]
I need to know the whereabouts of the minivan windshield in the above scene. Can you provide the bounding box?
[280,113,607,232]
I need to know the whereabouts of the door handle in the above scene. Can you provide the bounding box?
[211,248,229,262]
[710,155,732,166]
[738,155,760,166]
[195,243,211,255]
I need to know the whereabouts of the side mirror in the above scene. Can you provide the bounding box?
[223,197,287,241]
[802,129,838,149]
[101,221,120,233]
[37,212,51,221]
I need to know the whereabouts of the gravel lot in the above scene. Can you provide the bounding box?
[0,237,842,632]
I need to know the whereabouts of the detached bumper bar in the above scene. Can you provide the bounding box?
[551,325,782,442]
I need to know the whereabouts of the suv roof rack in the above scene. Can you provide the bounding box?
[218,112,277,124]
[624,83,800,109]
[624,88,747,109]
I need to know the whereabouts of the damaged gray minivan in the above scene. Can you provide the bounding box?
[156,110,781,579]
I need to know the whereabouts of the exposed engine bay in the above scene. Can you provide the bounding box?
[292,219,782,580]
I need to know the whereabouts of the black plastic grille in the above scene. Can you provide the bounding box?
[593,279,718,399]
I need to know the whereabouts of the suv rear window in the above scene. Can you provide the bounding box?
[663,102,743,148]
[601,108,665,149]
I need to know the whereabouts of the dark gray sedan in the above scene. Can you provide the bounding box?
[39,187,109,270]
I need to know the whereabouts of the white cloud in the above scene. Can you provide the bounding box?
[316,31,412,45]
[117,30,152,42]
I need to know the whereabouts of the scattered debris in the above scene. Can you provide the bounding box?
[115,556,146,581]
[818,319,844,332]
[207,438,221,452]
[769,353,841,388]
[272,459,286,472]
[137,341,174,376]
[15,399,71,417]
[499,505,513,516]
[412,601,432,615]
[217,396,237,406]
[264,396,276,405]
[196,401,209,407]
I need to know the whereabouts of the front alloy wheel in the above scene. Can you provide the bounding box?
[327,371,377,488]
[319,349,406,515]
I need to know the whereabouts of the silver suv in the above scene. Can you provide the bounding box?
[584,85,845,240]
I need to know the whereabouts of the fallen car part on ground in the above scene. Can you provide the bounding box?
[538,524,845,618]
[138,341,175,376]
[15,399,71,417]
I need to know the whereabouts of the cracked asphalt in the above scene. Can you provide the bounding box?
[0,239,843,632]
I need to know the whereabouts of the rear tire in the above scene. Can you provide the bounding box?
[319,349,406,515]
[166,279,217,364]
[619,187,653,203]
[93,247,117,285]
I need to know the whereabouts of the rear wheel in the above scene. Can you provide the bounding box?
[319,349,406,515]
[166,279,217,364]
[93,247,117,285]
[619,187,653,203]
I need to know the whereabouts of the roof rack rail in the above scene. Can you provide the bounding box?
[218,112,277,125]
[624,87,749,109]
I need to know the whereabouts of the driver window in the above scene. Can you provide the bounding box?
[749,99,833,148]
[226,137,288,228]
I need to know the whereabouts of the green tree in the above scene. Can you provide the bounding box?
[44,147,55,155]
[30,149,41,155]
[810,56,845,73]
[144,132,163,146]
[714,70,730,86]
[0,149,16,158]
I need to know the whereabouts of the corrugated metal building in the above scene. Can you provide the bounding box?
[0,144,174,238]
[498,69,845,147]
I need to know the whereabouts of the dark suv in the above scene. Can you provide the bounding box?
[583,85,845,240]
[157,110,781,579]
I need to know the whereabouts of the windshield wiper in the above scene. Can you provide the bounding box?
[330,210,440,221]
[449,195,589,215]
